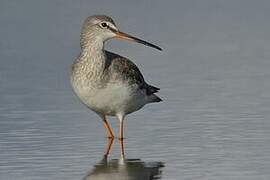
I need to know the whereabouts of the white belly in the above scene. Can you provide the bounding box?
[72,81,147,116]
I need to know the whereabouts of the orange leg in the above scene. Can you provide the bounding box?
[118,138,125,159]
[119,121,124,140]
[117,114,125,140]
[104,137,114,156]
[102,117,114,138]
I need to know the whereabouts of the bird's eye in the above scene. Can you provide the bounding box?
[101,22,108,28]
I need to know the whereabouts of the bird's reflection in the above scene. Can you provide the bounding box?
[83,138,164,180]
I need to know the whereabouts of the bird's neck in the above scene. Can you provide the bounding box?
[81,37,105,56]
[79,38,106,69]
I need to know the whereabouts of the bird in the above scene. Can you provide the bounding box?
[70,15,162,140]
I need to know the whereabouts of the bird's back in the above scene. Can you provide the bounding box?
[104,51,162,101]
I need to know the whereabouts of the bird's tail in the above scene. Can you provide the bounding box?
[148,94,162,103]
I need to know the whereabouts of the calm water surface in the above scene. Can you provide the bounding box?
[1,0,270,179]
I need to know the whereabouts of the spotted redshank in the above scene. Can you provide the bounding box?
[70,15,162,139]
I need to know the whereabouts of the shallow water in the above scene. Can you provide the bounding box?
[1,0,270,179]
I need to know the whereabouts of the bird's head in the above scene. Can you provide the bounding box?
[80,15,162,51]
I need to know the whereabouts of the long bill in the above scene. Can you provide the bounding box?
[110,28,162,51]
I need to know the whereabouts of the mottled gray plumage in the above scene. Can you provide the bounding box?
[70,15,162,139]
[104,51,161,96]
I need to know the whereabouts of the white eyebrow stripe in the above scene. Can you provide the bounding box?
[106,22,118,30]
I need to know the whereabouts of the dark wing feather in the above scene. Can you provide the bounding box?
[105,51,160,95]
[146,84,160,94]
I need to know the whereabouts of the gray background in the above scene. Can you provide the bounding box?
[1,0,270,179]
